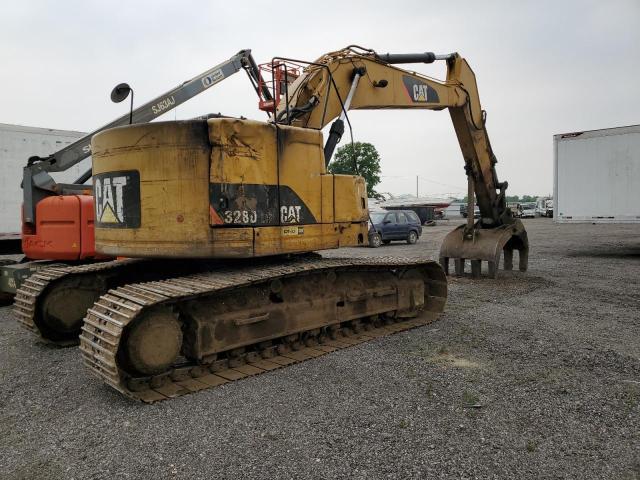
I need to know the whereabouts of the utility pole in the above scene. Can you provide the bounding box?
[416,175,419,198]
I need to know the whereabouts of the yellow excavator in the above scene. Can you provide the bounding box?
[15,46,527,402]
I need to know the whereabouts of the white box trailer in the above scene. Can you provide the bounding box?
[554,124,640,224]
[0,123,88,240]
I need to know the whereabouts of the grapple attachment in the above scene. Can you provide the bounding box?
[439,219,529,278]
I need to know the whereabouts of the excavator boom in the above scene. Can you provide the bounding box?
[275,47,528,277]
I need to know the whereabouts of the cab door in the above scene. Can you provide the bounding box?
[395,211,410,238]
[381,212,399,239]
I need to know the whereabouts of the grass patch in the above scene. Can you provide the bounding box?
[407,342,481,369]
[462,390,480,406]
[621,384,639,412]
[429,352,480,369]
[424,383,434,397]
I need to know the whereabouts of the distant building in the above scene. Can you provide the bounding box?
[0,123,86,240]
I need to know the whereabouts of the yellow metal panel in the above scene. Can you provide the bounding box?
[209,227,254,257]
[254,224,335,256]
[321,223,339,250]
[208,118,277,185]
[321,174,334,223]
[337,222,368,247]
[96,229,252,258]
[334,175,368,223]
[92,121,212,256]
[276,125,324,223]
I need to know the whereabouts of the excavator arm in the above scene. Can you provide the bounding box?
[275,46,528,277]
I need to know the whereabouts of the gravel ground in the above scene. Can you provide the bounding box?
[1,218,639,479]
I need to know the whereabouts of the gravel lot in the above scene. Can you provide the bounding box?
[1,218,639,479]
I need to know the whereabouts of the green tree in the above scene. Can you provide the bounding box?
[328,142,381,197]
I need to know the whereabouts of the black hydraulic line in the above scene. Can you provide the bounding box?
[74,168,93,185]
[375,52,436,64]
[242,52,273,103]
[323,67,364,165]
[323,119,344,166]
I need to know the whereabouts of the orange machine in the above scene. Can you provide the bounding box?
[21,194,101,260]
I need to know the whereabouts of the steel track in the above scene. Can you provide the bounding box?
[78,257,447,402]
[13,260,129,345]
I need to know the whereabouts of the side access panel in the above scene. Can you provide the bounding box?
[209,119,279,227]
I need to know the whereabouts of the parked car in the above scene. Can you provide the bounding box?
[507,203,523,218]
[460,203,480,218]
[520,203,537,218]
[368,210,422,247]
[535,197,553,218]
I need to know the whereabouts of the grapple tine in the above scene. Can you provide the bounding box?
[439,219,529,278]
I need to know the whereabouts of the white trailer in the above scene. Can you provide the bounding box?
[554,124,640,224]
[0,123,88,240]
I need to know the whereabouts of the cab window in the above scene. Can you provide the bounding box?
[397,212,408,224]
[405,211,419,223]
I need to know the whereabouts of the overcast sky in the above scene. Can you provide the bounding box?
[1,0,638,197]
